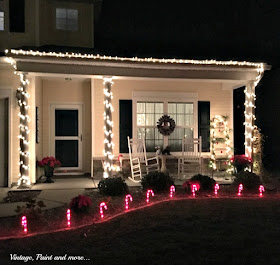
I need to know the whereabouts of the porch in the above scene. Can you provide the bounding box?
[3,49,269,187]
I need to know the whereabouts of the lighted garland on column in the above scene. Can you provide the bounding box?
[103,78,114,178]
[244,64,264,161]
[17,73,31,186]
[209,115,233,174]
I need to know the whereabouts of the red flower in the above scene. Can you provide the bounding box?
[37,156,61,169]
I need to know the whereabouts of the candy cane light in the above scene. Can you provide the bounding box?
[21,216,27,234]
[99,202,108,219]
[66,209,71,228]
[259,185,265,197]
[170,185,175,198]
[238,184,243,196]
[146,189,154,203]
[191,184,198,197]
[125,194,133,210]
[214,183,220,196]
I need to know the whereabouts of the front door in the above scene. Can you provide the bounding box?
[51,104,82,171]
[0,98,8,186]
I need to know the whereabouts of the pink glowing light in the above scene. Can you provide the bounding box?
[146,189,155,203]
[238,184,243,196]
[66,209,71,228]
[125,194,133,210]
[259,185,265,197]
[170,185,175,198]
[214,183,220,196]
[21,216,27,234]
[191,184,198,197]
[100,202,108,219]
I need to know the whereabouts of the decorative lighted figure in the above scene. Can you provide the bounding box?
[170,185,175,198]
[259,185,265,197]
[191,184,198,197]
[238,184,243,196]
[146,189,155,203]
[125,194,133,210]
[66,209,71,228]
[214,183,220,196]
[99,202,108,219]
[21,216,27,234]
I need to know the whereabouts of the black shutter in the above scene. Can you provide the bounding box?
[119,100,132,153]
[9,0,25,33]
[198,101,210,152]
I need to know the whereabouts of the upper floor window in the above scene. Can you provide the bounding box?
[0,11,4,31]
[9,0,25,33]
[56,8,78,31]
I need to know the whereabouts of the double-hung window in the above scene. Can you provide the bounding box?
[168,102,194,151]
[56,8,78,31]
[137,102,164,152]
[134,92,197,153]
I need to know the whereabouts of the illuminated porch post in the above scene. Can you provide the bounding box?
[244,64,264,170]
[103,77,114,178]
[18,73,31,187]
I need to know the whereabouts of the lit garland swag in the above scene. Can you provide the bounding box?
[209,115,233,174]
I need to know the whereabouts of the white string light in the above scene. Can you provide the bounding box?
[243,64,264,160]
[210,115,233,174]
[103,77,114,178]
[17,73,31,186]
[6,49,265,69]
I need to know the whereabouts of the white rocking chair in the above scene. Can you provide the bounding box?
[178,136,202,178]
[127,136,160,182]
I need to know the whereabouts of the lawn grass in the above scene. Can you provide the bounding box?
[1,198,280,265]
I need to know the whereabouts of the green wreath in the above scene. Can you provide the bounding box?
[157,115,176,136]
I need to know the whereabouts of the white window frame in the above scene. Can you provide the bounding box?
[133,91,198,155]
[0,11,4,31]
[55,8,78,31]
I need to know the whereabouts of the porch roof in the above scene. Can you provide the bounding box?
[5,49,270,85]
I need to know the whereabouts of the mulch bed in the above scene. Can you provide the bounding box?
[2,190,41,203]
[0,185,279,239]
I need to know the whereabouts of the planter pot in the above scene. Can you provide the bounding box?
[44,167,54,183]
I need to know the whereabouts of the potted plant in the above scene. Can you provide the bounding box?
[37,157,61,183]
[230,155,252,174]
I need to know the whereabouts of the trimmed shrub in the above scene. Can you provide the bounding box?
[233,171,262,190]
[184,174,216,191]
[141,171,174,192]
[69,195,92,213]
[98,177,128,196]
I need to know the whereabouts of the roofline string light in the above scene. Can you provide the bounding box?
[103,77,114,178]
[6,49,265,68]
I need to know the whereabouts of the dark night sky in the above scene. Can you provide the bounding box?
[95,0,280,173]
[95,0,280,66]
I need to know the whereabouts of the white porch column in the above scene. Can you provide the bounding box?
[17,73,31,187]
[244,81,256,159]
[103,77,114,178]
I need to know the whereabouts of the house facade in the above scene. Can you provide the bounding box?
[0,0,269,187]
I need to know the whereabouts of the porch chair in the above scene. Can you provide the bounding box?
[127,136,160,182]
[178,136,202,178]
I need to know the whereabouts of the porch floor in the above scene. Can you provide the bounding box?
[10,175,233,191]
